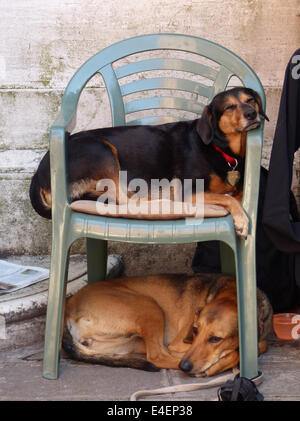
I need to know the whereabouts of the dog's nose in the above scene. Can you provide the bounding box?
[179,359,193,372]
[244,109,257,120]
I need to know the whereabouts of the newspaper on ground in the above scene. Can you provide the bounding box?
[0,260,49,294]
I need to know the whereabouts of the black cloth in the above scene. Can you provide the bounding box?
[217,373,264,401]
[263,49,300,287]
[192,168,299,313]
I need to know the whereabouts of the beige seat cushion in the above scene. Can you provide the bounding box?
[70,199,228,220]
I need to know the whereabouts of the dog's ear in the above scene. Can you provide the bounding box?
[183,307,203,343]
[183,325,194,344]
[246,88,269,122]
[196,105,214,144]
[206,275,234,304]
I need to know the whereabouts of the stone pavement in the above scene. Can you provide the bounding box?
[0,333,299,401]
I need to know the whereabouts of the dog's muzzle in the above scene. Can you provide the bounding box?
[179,359,194,373]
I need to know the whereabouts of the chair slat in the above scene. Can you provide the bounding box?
[120,77,212,98]
[115,58,218,81]
[126,116,190,126]
[124,96,204,115]
[99,64,126,126]
[211,66,233,99]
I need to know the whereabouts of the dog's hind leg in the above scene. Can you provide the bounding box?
[136,300,181,370]
[65,284,181,370]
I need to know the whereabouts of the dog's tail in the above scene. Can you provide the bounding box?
[29,171,52,219]
[61,327,160,372]
[29,150,52,219]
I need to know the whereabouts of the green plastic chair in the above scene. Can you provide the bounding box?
[42,34,265,380]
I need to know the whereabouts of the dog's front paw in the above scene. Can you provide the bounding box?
[233,211,249,239]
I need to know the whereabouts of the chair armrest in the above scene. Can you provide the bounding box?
[48,72,86,209]
[49,126,70,214]
[241,127,263,233]
[49,100,78,211]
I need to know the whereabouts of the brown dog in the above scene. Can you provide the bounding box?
[62,273,273,377]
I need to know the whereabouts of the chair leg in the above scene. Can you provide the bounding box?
[235,237,259,379]
[42,242,70,380]
[220,241,235,277]
[86,238,108,284]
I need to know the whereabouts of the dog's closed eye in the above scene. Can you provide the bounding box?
[224,104,236,111]
[81,339,93,347]
[208,336,223,344]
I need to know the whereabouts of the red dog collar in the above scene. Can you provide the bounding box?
[212,145,238,168]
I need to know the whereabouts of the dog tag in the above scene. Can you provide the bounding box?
[226,170,240,187]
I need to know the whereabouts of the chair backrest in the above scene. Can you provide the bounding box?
[62,34,265,129]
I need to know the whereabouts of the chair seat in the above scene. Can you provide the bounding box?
[70,200,235,244]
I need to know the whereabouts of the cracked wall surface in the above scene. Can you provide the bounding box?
[0,0,299,274]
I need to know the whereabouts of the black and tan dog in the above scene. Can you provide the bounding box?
[62,273,273,377]
[30,87,268,238]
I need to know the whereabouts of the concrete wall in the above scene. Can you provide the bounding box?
[0,0,299,274]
